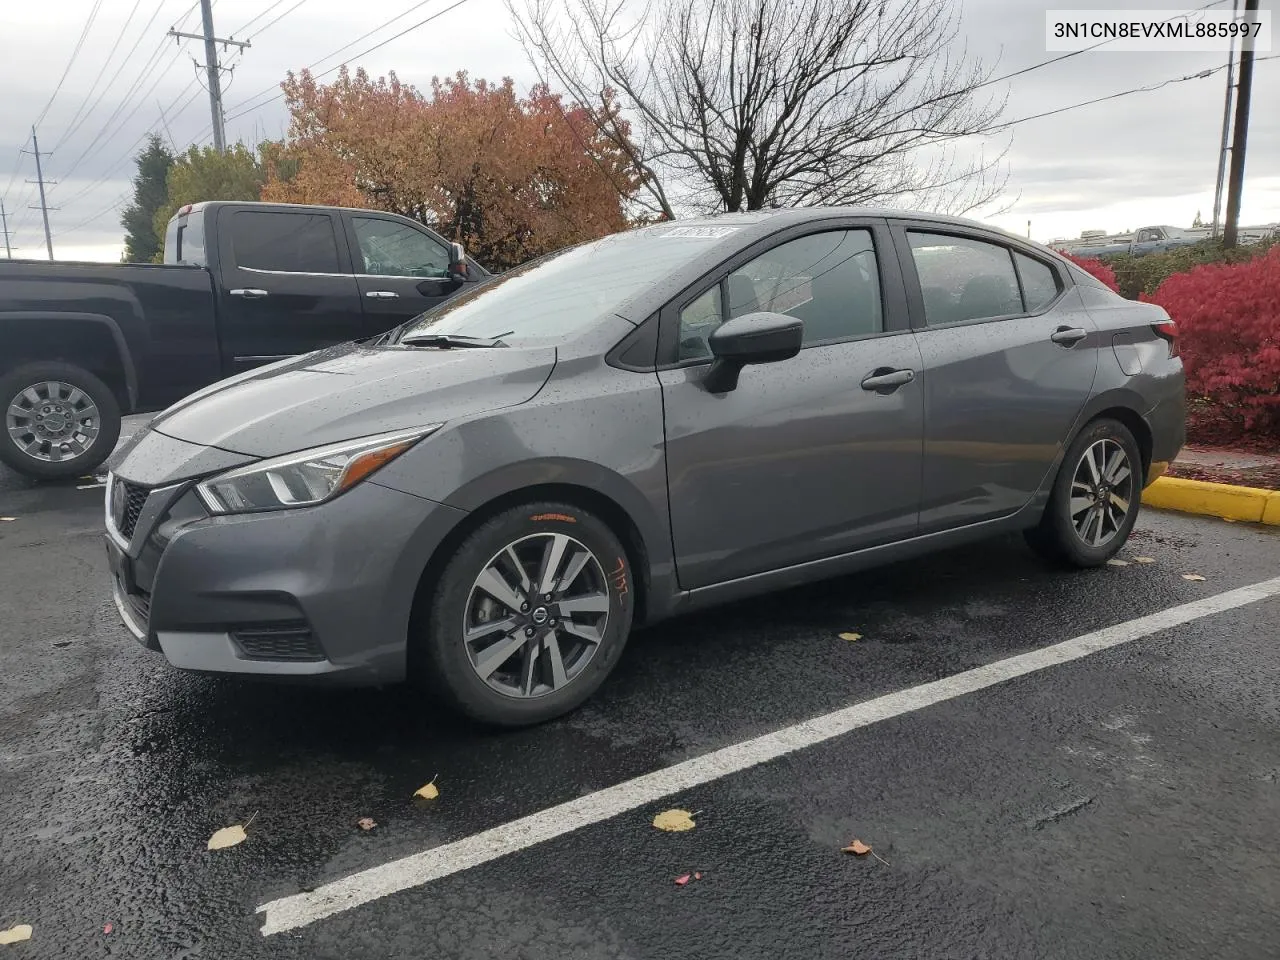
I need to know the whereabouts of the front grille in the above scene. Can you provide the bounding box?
[114,479,150,540]
[231,623,325,662]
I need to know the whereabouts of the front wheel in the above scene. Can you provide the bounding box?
[1025,418,1142,568]
[417,502,635,726]
[0,362,121,480]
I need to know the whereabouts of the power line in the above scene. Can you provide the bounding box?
[222,0,474,124]
[244,0,311,40]
[54,0,171,151]
[32,0,106,128]
[230,0,293,38]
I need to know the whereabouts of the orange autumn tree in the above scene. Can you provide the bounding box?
[261,67,642,269]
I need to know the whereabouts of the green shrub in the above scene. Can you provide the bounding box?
[1106,237,1276,300]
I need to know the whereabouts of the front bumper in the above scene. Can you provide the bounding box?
[105,474,466,684]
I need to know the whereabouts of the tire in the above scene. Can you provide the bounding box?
[417,502,636,727]
[0,361,122,481]
[1025,417,1143,568]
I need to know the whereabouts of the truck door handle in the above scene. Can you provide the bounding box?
[365,290,400,299]
[860,367,915,391]
[229,288,269,299]
[1050,326,1088,347]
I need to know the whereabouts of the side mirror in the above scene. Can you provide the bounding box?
[448,241,469,283]
[704,311,803,392]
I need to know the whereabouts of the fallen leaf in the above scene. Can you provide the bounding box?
[1132,556,1156,564]
[414,775,440,801]
[1182,573,1207,582]
[674,873,691,885]
[694,872,702,880]
[357,817,377,831]
[0,517,16,523]
[652,809,696,832]
[1106,558,1129,567]
[207,824,248,850]
[838,632,862,642]
[842,839,872,855]
[103,923,113,935]
[0,925,32,944]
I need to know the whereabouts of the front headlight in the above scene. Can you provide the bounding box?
[195,426,439,515]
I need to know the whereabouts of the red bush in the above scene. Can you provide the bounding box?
[1146,246,1280,433]
[1062,254,1119,292]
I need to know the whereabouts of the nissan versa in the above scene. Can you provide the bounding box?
[104,209,1185,726]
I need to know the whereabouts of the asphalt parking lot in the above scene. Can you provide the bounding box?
[2,423,1278,960]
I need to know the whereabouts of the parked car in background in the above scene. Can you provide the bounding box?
[1051,222,1278,259]
[0,201,486,479]
[104,207,1185,727]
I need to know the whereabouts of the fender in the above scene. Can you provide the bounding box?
[0,310,139,409]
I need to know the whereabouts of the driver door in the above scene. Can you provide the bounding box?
[344,214,461,334]
[658,221,925,590]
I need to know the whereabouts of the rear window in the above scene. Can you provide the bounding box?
[164,214,207,266]
[230,211,341,274]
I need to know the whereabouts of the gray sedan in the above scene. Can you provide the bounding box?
[105,208,1184,726]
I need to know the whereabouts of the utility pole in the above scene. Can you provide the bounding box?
[1222,0,1258,248]
[168,0,250,153]
[22,127,55,260]
[1210,0,1238,239]
[0,200,12,259]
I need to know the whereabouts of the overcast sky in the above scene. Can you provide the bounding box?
[1,0,1276,261]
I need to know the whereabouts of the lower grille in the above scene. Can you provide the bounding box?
[113,479,150,540]
[126,589,151,625]
[231,623,325,662]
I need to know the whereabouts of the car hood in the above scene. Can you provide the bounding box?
[150,341,558,457]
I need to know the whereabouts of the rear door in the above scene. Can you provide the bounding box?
[659,220,925,590]
[342,213,463,333]
[892,222,1099,534]
[215,207,363,372]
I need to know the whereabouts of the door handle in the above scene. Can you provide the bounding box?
[1050,326,1088,346]
[860,367,915,391]
[229,288,268,299]
[365,290,400,299]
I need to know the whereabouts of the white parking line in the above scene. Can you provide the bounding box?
[257,576,1280,936]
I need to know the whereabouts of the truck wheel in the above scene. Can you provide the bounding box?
[0,362,121,481]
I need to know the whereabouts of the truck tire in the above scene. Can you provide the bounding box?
[0,361,122,481]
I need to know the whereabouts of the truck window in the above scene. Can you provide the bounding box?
[231,211,341,274]
[352,217,450,278]
[164,215,207,266]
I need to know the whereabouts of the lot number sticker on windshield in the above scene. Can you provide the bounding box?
[660,226,740,239]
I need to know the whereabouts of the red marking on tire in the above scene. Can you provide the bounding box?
[530,513,577,523]
[610,557,628,598]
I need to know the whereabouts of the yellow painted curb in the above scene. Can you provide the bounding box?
[1142,476,1280,525]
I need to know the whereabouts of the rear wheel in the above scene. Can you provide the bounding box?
[416,502,635,726]
[0,361,121,480]
[1025,417,1142,567]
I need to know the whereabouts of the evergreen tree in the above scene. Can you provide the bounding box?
[120,135,173,263]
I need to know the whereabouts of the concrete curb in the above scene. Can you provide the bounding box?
[1142,476,1280,525]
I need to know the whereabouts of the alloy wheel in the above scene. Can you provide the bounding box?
[462,532,611,699]
[1069,438,1133,547]
[5,380,102,463]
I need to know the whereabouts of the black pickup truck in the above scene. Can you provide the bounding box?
[0,201,486,479]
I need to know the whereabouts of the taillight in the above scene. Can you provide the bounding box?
[1152,318,1179,357]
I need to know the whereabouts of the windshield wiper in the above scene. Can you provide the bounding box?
[399,333,508,349]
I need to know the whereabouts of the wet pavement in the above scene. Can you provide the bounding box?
[2,441,1278,959]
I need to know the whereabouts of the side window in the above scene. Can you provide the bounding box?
[230,211,340,274]
[1014,252,1060,312]
[908,232,1023,325]
[726,230,882,346]
[677,285,723,361]
[352,217,450,278]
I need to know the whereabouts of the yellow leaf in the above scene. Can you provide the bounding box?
[1106,559,1129,567]
[842,839,872,855]
[207,824,247,850]
[652,809,696,832]
[0,925,32,945]
[838,632,862,642]
[414,777,440,801]
[1132,556,1156,564]
[1182,573,1207,582]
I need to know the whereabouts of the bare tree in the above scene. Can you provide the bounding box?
[511,0,1009,218]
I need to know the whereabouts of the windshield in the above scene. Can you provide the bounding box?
[398,226,733,343]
